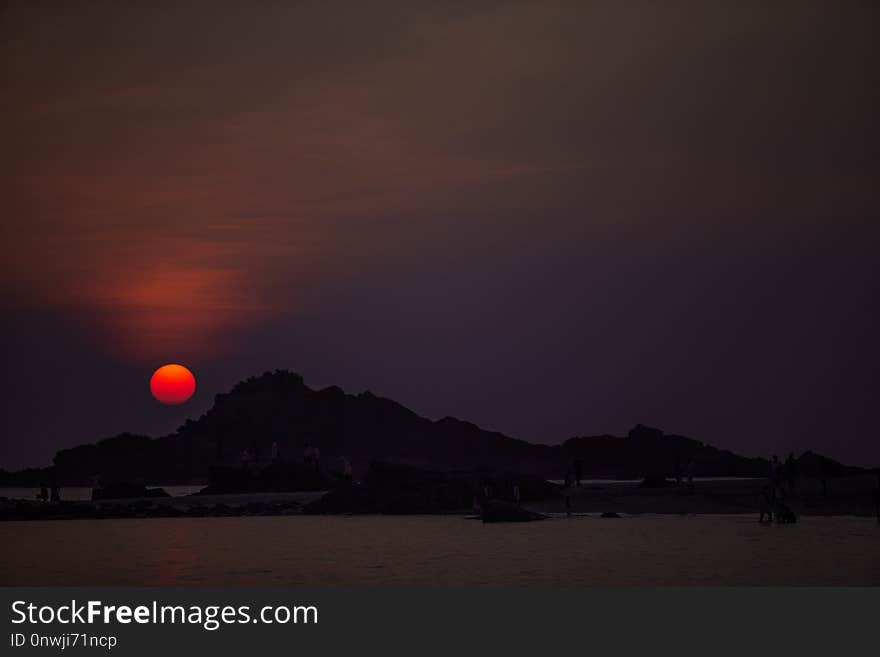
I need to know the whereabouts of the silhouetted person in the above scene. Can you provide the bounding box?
[574,457,583,487]
[773,487,797,524]
[759,484,773,523]
[303,443,314,467]
[770,454,782,490]
[513,483,521,504]
[564,469,573,489]
[38,482,48,503]
[768,453,783,503]
[784,452,797,496]
[342,456,353,483]
[271,440,280,463]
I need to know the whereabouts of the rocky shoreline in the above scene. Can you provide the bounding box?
[0,491,320,521]
[3,471,877,522]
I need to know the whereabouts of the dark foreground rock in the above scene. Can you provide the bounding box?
[0,497,303,521]
[303,462,472,514]
[304,461,560,515]
[638,475,674,488]
[481,500,547,523]
[91,483,170,500]
[199,462,329,495]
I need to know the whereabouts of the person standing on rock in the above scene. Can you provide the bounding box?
[759,484,773,523]
[784,452,797,496]
[770,454,783,493]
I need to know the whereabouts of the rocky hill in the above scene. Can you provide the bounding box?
[1,370,863,486]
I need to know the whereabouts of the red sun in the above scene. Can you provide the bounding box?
[150,364,196,405]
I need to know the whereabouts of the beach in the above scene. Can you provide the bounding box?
[3,476,877,586]
[2,513,878,586]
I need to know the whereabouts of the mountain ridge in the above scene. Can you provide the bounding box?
[0,369,865,486]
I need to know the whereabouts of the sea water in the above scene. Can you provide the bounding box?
[0,486,205,501]
[1,514,877,586]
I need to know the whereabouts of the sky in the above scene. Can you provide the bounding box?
[2,1,878,469]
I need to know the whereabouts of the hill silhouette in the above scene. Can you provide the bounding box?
[0,370,863,486]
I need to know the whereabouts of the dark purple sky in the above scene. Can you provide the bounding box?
[2,1,878,469]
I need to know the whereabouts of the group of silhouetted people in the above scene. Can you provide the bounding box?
[760,453,798,524]
[37,481,60,503]
[302,442,352,481]
[302,443,321,471]
[672,456,697,494]
[471,480,525,515]
[231,437,355,484]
